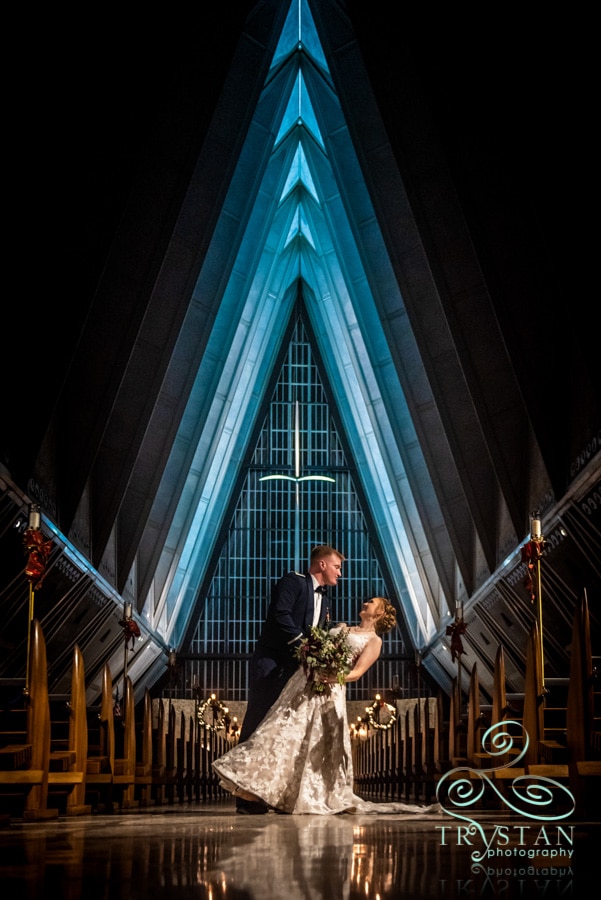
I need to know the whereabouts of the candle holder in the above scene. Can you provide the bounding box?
[521,513,547,692]
[118,601,141,709]
[350,715,370,741]
[229,716,240,742]
[23,504,53,693]
[445,604,467,710]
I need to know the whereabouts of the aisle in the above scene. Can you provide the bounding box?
[0,799,597,898]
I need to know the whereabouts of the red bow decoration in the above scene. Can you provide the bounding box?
[23,528,54,590]
[121,617,141,650]
[445,620,467,662]
[521,540,544,603]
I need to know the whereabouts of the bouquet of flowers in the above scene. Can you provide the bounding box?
[294,625,353,694]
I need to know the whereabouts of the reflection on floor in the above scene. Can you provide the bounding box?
[0,799,598,899]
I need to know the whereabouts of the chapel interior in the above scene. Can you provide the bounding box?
[0,2,599,897]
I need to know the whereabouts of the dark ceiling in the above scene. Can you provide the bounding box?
[1,1,598,705]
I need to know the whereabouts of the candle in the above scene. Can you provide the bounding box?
[532,518,542,539]
[28,504,41,530]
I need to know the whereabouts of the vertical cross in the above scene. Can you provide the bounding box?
[260,401,335,569]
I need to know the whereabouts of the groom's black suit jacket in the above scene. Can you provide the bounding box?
[240,570,328,741]
[257,570,328,666]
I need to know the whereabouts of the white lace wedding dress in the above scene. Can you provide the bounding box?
[213,629,441,815]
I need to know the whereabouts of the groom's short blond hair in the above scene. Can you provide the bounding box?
[309,545,345,565]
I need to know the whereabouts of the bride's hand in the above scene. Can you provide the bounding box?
[320,674,343,685]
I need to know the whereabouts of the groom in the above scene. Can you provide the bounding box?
[236,544,345,813]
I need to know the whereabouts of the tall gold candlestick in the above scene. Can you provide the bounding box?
[531,514,545,691]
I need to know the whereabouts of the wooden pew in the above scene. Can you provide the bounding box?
[85,664,137,811]
[113,675,137,808]
[165,703,178,803]
[567,589,601,816]
[491,643,508,727]
[521,596,599,813]
[135,689,154,806]
[151,698,167,804]
[447,677,467,767]
[193,713,202,802]
[491,644,524,761]
[435,690,451,775]
[489,644,525,798]
[176,710,187,803]
[521,619,544,768]
[47,644,90,815]
[348,695,446,803]
[401,706,414,802]
[367,722,391,800]
[197,724,229,800]
[465,663,490,768]
[400,701,434,803]
[186,713,198,803]
[567,589,597,760]
[1,676,38,825]
[391,704,405,801]
[0,619,57,821]
[519,619,570,808]
[419,695,446,802]
[84,662,115,811]
[406,702,422,802]
[179,712,197,804]
[151,699,177,804]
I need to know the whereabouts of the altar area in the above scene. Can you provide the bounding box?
[152,696,438,742]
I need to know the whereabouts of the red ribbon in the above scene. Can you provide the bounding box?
[521,540,544,603]
[445,620,467,662]
[23,528,53,590]
[121,618,141,649]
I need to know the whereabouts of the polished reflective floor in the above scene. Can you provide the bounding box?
[1,799,598,899]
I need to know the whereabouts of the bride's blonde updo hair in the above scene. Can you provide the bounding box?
[374,598,397,635]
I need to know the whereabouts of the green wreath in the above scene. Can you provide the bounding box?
[197,695,229,732]
[366,697,397,730]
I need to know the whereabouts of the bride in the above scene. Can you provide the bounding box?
[212,597,441,816]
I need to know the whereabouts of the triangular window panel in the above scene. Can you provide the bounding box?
[284,202,316,250]
[188,315,411,703]
[275,71,325,149]
[271,0,330,74]
[280,143,319,203]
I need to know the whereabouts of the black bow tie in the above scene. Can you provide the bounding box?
[315,585,327,595]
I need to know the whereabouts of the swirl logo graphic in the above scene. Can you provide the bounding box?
[436,721,575,864]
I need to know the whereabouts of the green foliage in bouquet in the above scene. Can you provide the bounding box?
[295,625,353,693]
